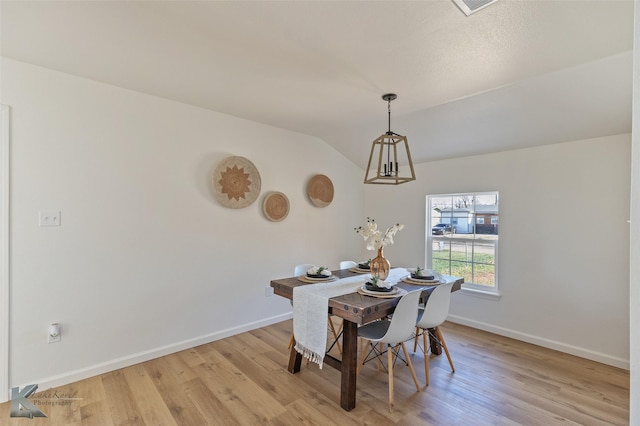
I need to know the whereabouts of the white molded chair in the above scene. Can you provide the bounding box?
[289,263,342,354]
[413,281,455,386]
[339,260,357,270]
[293,263,315,277]
[357,289,422,411]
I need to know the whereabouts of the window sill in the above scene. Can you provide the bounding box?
[458,285,502,301]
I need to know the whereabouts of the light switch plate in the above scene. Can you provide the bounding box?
[39,211,61,226]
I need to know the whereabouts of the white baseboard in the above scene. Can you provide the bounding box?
[27,313,293,392]
[447,314,630,370]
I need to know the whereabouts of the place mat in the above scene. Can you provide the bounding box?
[262,191,289,222]
[348,267,371,274]
[213,156,261,208]
[401,277,443,285]
[357,286,407,298]
[297,275,338,283]
[307,174,334,207]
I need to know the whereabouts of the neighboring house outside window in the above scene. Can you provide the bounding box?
[427,192,499,296]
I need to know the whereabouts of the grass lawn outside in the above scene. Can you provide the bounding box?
[432,235,496,286]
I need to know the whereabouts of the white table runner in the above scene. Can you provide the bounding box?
[293,268,409,368]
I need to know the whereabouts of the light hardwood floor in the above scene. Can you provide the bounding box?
[0,321,630,425]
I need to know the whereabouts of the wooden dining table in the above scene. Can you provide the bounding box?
[270,268,463,411]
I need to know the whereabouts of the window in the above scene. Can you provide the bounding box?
[426,192,499,296]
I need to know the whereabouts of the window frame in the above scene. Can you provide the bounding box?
[426,191,501,299]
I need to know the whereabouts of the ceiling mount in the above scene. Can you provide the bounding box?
[381,93,397,102]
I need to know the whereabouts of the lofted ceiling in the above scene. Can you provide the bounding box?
[0,0,634,169]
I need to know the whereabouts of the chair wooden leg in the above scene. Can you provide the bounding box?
[413,326,420,352]
[377,342,384,373]
[388,344,395,412]
[357,340,370,375]
[423,329,430,386]
[328,316,342,353]
[436,327,455,372]
[401,342,421,392]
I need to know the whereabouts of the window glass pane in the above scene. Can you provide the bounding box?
[450,260,472,284]
[432,257,451,275]
[472,241,495,265]
[432,239,451,274]
[473,264,495,287]
[432,239,450,255]
[432,196,453,222]
[435,240,474,282]
[472,240,496,286]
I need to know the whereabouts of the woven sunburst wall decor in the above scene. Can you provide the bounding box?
[213,156,262,208]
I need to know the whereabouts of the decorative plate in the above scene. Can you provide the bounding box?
[307,174,334,207]
[410,274,435,280]
[402,277,443,285]
[263,191,290,222]
[213,156,261,208]
[297,275,338,283]
[357,286,405,298]
[364,283,393,292]
[305,274,334,280]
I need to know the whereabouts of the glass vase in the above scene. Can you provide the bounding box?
[370,247,390,280]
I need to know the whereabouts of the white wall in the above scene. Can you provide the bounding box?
[365,135,631,368]
[2,53,634,410]
[1,58,364,390]
[629,1,639,423]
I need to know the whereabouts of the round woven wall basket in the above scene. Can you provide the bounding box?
[263,191,290,222]
[307,174,334,207]
[213,156,261,208]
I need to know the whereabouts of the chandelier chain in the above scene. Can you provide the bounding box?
[388,98,392,134]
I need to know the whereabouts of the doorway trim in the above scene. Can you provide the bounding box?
[1,104,10,402]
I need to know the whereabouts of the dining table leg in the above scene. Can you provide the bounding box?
[288,339,302,373]
[429,327,443,355]
[340,319,358,411]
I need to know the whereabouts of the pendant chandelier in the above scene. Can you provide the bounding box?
[364,93,416,185]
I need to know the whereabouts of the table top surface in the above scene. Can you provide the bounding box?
[270,268,463,325]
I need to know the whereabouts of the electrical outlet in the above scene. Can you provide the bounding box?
[265,286,274,297]
[48,323,61,343]
[39,211,61,227]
